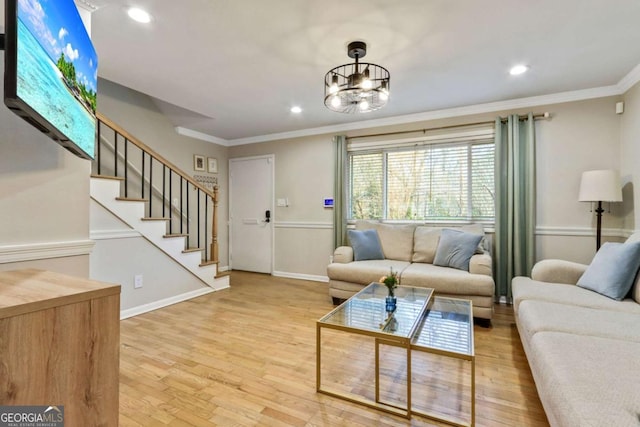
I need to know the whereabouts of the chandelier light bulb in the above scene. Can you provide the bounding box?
[362,69,372,89]
[359,99,369,111]
[329,75,339,94]
[331,96,341,108]
[379,91,388,101]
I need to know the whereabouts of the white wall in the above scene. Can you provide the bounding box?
[89,199,210,314]
[0,55,92,277]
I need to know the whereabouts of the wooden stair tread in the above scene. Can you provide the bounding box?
[116,197,148,202]
[141,217,170,221]
[91,174,124,181]
[164,234,188,238]
[183,248,204,253]
[199,260,219,267]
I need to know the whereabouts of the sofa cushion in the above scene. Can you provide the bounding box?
[517,299,640,344]
[576,241,640,300]
[355,221,416,262]
[512,276,640,315]
[347,229,384,261]
[412,226,441,263]
[401,263,494,296]
[626,233,640,303]
[433,229,483,271]
[461,223,488,254]
[526,331,640,427]
[327,260,411,286]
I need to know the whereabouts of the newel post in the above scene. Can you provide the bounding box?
[210,186,219,263]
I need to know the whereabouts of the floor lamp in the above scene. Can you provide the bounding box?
[578,170,622,251]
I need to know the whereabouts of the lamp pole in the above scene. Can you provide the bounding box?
[595,201,604,251]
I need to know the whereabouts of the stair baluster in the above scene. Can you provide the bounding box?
[92,113,218,265]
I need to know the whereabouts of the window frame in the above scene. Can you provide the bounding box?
[346,135,495,225]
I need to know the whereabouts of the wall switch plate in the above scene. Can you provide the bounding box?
[277,198,289,207]
[134,274,143,289]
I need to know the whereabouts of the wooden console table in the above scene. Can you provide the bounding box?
[0,269,121,426]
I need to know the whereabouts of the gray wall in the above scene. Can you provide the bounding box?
[0,54,92,277]
[229,135,335,278]
[621,81,640,231]
[230,95,631,279]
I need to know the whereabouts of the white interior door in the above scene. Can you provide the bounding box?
[229,155,274,273]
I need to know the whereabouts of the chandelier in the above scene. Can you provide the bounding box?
[324,41,390,114]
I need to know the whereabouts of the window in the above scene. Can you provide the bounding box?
[348,136,495,222]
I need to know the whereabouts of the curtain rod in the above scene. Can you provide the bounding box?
[346,112,550,141]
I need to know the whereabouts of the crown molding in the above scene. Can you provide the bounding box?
[175,126,230,146]
[617,63,640,93]
[179,63,640,147]
[227,86,621,146]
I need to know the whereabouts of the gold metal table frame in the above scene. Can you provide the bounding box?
[316,283,475,426]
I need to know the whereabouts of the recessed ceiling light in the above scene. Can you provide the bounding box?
[290,106,302,114]
[128,7,151,23]
[509,65,529,76]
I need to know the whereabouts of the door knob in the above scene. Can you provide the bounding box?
[265,210,271,223]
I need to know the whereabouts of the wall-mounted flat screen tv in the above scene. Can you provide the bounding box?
[4,0,98,159]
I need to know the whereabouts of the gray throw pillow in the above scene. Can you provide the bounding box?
[577,242,640,300]
[433,229,483,271]
[348,229,385,261]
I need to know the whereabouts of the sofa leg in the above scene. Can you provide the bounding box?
[474,318,492,328]
[332,297,345,306]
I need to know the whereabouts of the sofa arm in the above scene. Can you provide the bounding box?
[531,259,588,285]
[469,253,492,276]
[333,246,354,264]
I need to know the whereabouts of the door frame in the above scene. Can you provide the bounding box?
[228,154,275,273]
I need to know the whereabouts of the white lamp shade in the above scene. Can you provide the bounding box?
[578,170,623,202]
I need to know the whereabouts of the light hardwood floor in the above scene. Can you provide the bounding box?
[119,272,549,426]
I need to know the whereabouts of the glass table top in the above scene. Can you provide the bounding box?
[412,297,473,356]
[319,283,434,338]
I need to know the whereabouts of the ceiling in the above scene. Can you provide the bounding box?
[68,1,640,142]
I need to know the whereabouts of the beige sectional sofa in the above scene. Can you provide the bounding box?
[512,233,640,426]
[327,221,496,320]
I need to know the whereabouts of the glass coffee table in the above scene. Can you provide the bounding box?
[316,283,475,425]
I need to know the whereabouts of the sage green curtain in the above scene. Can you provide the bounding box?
[333,135,347,249]
[494,114,536,301]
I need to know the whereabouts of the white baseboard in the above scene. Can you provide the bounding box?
[120,287,218,320]
[0,239,95,264]
[272,270,329,283]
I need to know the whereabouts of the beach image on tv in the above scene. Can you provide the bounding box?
[17,0,98,158]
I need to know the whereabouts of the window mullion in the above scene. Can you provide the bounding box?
[383,151,388,219]
[467,143,473,220]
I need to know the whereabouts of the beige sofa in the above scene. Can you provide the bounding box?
[512,233,640,426]
[327,221,496,320]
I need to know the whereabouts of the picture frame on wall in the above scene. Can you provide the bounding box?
[194,154,205,171]
[207,157,218,174]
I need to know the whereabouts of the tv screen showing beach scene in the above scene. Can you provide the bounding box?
[4,0,98,159]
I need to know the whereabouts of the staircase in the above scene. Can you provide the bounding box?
[91,113,229,290]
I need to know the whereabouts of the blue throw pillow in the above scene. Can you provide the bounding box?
[433,228,483,271]
[577,242,640,300]
[348,229,384,261]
